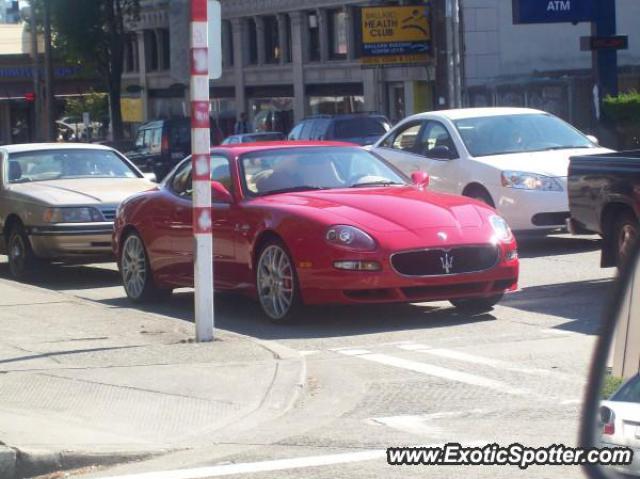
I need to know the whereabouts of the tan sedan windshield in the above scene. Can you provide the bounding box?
[7,149,139,184]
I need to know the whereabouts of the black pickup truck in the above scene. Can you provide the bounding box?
[568,150,640,267]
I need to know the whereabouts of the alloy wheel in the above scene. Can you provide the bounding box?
[257,245,295,320]
[121,235,148,300]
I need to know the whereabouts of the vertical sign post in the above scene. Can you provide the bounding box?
[190,0,214,342]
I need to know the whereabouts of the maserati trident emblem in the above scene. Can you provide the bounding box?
[440,252,454,274]
[437,232,448,241]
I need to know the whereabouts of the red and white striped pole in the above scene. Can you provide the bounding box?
[190,0,214,342]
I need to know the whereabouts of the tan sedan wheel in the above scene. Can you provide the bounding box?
[8,224,36,280]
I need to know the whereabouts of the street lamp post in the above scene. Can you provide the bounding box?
[190,0,214,342]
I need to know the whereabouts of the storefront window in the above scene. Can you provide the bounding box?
[249,97,294,134]
[309,96,364,115]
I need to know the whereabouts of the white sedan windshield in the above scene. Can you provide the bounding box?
[454,114,594,157]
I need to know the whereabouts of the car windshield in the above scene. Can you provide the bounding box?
[241,147,406,196]
[6,149,139,183]
[611,375,640,403]
[334,118,388,139]
[454,113,594,157]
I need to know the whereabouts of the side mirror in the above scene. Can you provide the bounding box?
[428,145,453,160]
[581,239,640,478]
[211,181,233,203]
[411,171,430,189]
[587,135,600,145]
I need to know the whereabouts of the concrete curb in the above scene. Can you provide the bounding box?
[10,448,167,479]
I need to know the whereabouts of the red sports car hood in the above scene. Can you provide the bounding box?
[258,187,491,234]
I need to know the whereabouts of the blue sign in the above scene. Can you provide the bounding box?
[513,0,596,24]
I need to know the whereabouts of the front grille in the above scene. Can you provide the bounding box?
[391,245,499,277]
[101,209,116,221]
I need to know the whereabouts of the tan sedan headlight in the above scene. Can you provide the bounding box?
[43,207,104,223]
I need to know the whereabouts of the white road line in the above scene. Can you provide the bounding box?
[94,444,445,479]
[336,350,527,396]
[561,398,582,405]
[399,344,556,377]
[333,348,372,356]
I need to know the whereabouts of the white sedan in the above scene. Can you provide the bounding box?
[600,374,640,475]
[371,107,610,233]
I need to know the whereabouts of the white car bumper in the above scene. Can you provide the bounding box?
[494,187,569,233]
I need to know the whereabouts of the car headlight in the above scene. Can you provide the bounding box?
[490,215,513,242]
[43,207,104,223]
[501,171,563,191]
[326,225,376,251]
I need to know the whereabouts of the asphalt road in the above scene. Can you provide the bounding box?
[0,233,617,479]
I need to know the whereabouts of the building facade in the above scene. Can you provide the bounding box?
[462,0,640,133]
[123,0,640,137]
[122,0,436,135]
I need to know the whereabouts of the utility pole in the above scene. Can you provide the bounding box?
[190,0,214,342]
[29,3,41,142]
[43,0,56,141]
[438,0,462,109]
[592,0,618,110]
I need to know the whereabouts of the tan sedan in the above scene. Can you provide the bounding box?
[0,143,155,279]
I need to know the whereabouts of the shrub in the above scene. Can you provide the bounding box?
[602,374,625,399]
[603,90,640,126]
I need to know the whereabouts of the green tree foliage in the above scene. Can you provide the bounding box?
[64,91,109,122]
[34,0,140,139]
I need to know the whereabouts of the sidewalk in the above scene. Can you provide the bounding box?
[0,277,305,478]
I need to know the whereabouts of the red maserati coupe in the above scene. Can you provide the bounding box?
[113,142,519,322]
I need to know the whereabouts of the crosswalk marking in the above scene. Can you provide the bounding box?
[368,409,486,436]
[398,344,557,377]
[334,350,528,396]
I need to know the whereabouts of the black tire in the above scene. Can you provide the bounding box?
[120,231,172,303]
[255,239,302,324]
[464,187,495,207]
[450,294,504,313]
[611,210,639,268]
[7,223,37,280]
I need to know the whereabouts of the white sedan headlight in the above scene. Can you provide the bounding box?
[490,215,513,242]
[43,207,104,223]
[501,171,563,192]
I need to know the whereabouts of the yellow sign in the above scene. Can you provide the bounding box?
[362,6,431,44]
[121,97,144,123]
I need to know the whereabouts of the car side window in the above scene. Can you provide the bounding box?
[417,121,458,159]
[149,128,162,154]
[211,155,232,197]
[387,122,423,152]
[134,130,146,149]
[170,161,192,198]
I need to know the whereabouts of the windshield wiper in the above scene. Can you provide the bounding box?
[258,186,327,196]
[351,181,404,188]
